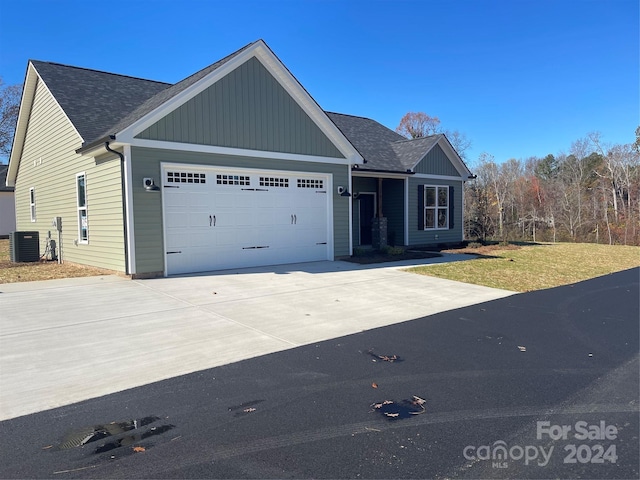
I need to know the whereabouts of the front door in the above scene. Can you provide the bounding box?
[359,193,375,245]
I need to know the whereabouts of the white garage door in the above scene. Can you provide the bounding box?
[162,165,332,275]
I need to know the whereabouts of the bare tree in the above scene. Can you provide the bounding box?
[396,112,441,139]
[444,129,472,161]
[0,77,21,161]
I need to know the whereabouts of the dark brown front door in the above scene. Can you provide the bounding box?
[359,194,374,245]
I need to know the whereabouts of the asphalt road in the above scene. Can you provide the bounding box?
[1,268,638,479]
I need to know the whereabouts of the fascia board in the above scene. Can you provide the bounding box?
[352,170,412,179]
[117,40,363,164]
[130,138,354,166]
[411,173,466,181]
[7,64,38,186]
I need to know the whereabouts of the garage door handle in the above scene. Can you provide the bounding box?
[294,214,297,224]
[210,215,216,227]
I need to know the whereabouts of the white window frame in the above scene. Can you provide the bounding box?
[423,185,449,230]
[76,173,88,244]
[29,187,36,222]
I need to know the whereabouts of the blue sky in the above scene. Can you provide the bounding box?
[0,0,637,164]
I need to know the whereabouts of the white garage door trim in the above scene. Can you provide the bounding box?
[160,162,334,276]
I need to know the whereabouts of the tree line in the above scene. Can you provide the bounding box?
[396,112,640,246]
[465,132,640,246]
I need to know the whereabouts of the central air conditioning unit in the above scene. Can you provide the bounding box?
[9,231,40,262]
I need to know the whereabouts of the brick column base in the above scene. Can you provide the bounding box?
[372,217,388,250]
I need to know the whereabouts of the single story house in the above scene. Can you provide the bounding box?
[6,39,473,277]
[0,164,16,237]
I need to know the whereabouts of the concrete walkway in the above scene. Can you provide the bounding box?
[0,255,514,420]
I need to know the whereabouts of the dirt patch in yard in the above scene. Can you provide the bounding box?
[0,239,116,284]
[441,243,522,256]
[343,250,441,265]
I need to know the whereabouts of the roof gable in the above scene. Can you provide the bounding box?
[115,40,361,162]
[135,56,345,158]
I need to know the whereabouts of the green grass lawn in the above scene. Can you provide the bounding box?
[408,242,640,292]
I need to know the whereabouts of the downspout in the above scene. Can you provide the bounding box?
[105,141,129,275]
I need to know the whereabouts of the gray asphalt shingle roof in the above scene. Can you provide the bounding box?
[29,41,453,175]
[326,112,444,172]
[30,60,170,144]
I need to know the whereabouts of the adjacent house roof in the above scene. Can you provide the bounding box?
[0,165,13,192]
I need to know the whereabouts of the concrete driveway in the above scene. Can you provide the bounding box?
[0,255,513,420]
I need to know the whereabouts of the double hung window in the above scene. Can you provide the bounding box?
[422,185,449,230]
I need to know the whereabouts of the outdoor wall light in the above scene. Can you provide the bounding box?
[143,177,160,191]
[337,186,351,197]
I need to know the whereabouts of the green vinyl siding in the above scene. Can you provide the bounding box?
[136,57,344,159]
[130,146,350,274]
[408,177,463,245]
[414,144,460,176]
[13,78,125,271]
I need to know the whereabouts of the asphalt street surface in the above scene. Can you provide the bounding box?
[1,268,638,479]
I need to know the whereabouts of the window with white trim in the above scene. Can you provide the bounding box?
[423,185,449,229]
[29,187,36,222]
[76,173,88,243]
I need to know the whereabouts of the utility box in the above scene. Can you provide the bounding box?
[9,231,40,262]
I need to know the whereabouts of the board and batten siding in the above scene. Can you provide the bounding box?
[414,144,461,177]
[407,176,464,245]
[130,146,350,275]
[136,57,344,159]
[13,78,125,271]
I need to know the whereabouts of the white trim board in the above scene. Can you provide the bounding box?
[412,173,466,181]
[130,138,354,166]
